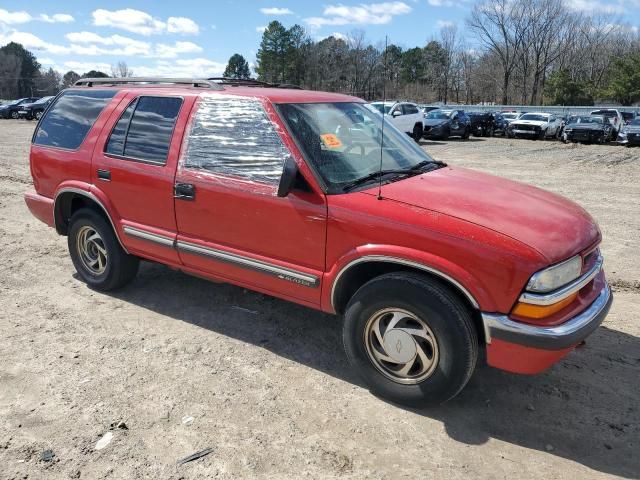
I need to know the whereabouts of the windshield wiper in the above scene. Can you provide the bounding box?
[341,160,445,192]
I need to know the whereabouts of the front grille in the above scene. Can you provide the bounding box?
[513,124,538,131]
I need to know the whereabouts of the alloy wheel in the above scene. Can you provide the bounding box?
[364,308,439,384]
[76,226,108,275]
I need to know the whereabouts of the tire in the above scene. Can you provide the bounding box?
[35,111,43,120]
[462,127,470,140]
[342,272,478,407]
[412,124,423,143]
[10,111,19,119]
[68,208,139,291]
[487,126,495,137]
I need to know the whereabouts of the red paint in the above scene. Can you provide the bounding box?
[486,338,575,374]
[24,84,609,378]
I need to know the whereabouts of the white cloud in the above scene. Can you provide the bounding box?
[154,41,203,58]
[428,0,455,6]
[40,13,75,23]
[92,9,200,36]
[132,58,226,77]
[436,20,455,28]
[256,26,267,33]
[0,30,68,54]
[565,0,625,13]
[305,2,412,28]
[63,60,112,73]
[0,9,32,24]
[260,7,294,15]
[167,17,200,34]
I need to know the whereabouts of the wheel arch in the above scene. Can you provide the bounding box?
[53,188,128,253]
[330,256,486,343]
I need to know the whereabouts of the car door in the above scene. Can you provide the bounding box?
[92,93,194,265]
[390,104,406,132]
[174,94,327,306]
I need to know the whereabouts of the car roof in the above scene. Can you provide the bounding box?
[70,85,363,104]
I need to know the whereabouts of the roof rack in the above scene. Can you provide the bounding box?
[207,77,301,89]
[73,77,223,90]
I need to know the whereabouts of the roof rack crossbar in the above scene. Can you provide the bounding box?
[207,77,301,89]
[73,77,223,90]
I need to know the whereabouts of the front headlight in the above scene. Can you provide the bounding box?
[526,255,582,293]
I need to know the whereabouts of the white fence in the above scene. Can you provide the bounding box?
[427,104,640,116]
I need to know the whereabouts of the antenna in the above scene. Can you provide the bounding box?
[377,35,389,201]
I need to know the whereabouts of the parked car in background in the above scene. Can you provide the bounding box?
[420,105,441,114]
[617,117,640,146]
[621,111,635,125]
[24,77,612,406]
[562,115,612,144]
[501,112,521,124]
[467,112,495,137]
[370,101,424,141]
[507,112,562,140]
[491,112,510,136]
[590,109,623,138]
[0,97,40,119]
[17,96,54,120]
[422,109,470,140]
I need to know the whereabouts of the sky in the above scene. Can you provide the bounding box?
[0,0,638,77]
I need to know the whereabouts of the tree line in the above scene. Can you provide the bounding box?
[245,0,640,106]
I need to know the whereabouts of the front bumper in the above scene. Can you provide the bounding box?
[483,284,611,350]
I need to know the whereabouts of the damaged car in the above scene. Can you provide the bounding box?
[562,116,613,144]
[617,117,640,146]
[507,112,562,140]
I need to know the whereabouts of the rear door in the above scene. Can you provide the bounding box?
[92,93,194,264]
[174,94,327,306]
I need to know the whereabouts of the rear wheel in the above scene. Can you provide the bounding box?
[342,272,478,406]
[68,208,139,291]
[412,123,423,143]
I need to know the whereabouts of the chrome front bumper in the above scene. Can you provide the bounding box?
[481,284,612,350]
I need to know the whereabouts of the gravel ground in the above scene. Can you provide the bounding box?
[0,120,638,480]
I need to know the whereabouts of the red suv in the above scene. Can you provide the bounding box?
[25,78,612,405]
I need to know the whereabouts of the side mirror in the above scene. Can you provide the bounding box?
[392,110,402,117]
[277,156,299,198]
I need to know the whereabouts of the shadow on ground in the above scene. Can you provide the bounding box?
[109,262,640,479]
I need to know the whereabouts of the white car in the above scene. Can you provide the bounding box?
[369,101,424,142]
[508,112,562,140]
[590,109,624,138]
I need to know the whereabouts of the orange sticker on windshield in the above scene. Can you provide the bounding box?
[320,133,343,148]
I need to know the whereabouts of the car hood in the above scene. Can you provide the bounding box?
[512,119,548,126]
[424,119,449,127]
[567,123,606,131]
[372,167,599,263]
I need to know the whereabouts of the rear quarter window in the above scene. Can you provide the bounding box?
[33,90,116,150]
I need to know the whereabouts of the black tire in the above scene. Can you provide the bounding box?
[487,126,495,137]
[462,127,470,140]
[342,272,478,407]
[10,111,19,119]
[68,208,139,291]
[35,111,43,120]
[412,124,423,143]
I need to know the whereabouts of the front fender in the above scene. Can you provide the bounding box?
[321,244,497,313]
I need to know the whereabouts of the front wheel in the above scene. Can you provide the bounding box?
[35,111,43,120]
[68,208,139,291]
[10,111,19,119]
[342,272,478,406]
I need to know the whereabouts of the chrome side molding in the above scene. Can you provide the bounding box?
[123,226,175,248]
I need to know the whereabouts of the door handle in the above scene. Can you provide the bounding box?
[174,182,195,200]
[97,169,111,181]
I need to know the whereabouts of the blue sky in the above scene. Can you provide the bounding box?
[0,0,638,77]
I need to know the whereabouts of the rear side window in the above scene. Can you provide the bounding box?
[182,95,288,188]
[403,104,419,115]
[106,96,182,164]
[34,90,116,150]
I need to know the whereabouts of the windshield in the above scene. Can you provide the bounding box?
[7,98,25,106]
[591,110,616,118]
[502,113,518,120]
[519,114,549,122]
[631,118,640,126]
[426,110,450,120]
[278,102,440,194]
[569,116,603,125]
[34,97,52,104]
[370,103,392,115]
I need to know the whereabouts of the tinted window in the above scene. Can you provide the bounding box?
[34,90,116,150]
[106,96,182,164]
[403,104,419,115]
[183,95,287,187]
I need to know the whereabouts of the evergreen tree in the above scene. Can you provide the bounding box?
[255,21,292,83]
[0,42,41,97]
[62,71,81,88]
[223,54,251,79]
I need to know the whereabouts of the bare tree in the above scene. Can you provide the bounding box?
[111,61,134,78]
[467,0,533,104]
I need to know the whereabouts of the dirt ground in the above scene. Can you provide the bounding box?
[0,120,639,480]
